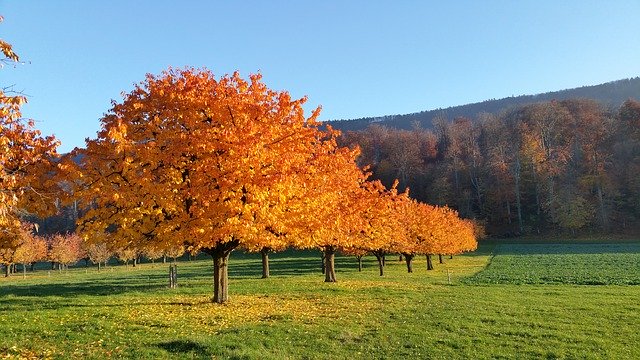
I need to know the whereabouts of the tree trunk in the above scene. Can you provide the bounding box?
[260,247,270,279]
[4,264,9,277]
[426,254,434,270]
[356,255,363,272]
[514,156,524,233]
[204,240,239,304]
[374,251,385,276]
[163,255,167,264]
[597,185,607,230]
[404,253,414,273]
[169,264,178,289]
[98,262,101,271]
[323,246,336,282]
[22,263,27,279]
[438,254,444,264]
[398,254,403,262]
[30,263,35,272]
[533,166,541,215]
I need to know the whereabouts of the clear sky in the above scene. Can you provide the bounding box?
[2,1,639,153]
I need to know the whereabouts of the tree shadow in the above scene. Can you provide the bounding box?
[156,340,211,358]
[0,280,168,298]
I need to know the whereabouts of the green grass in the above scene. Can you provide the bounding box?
[1,243,639,359]
[466,242,640,285]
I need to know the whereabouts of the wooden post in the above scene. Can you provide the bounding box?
[169,265,177,289]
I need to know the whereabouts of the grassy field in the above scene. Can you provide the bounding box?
[1,241,639,359]
[466,242,640,285]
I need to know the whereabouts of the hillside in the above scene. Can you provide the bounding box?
[327,77,640,132]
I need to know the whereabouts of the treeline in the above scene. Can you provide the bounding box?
[0,221,194,277]
[329,77,640,132]
[339,98,640,236]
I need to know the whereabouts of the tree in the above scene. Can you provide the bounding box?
[164,245,185,264]
[357,181,409,276]
[47,233,83,271]
[339,246,368,272]
[1,18,59,255]
[116,247,138,267]
[12,223,47,277]
[71,68,348,303]
[85,242,112,270]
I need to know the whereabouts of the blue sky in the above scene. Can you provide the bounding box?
[2,1,639,153]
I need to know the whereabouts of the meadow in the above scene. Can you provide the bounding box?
[1,240,639,359]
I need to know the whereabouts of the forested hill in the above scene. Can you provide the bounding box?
[327,77,640,131]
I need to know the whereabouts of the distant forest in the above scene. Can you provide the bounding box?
[338,98,640,236]
[328,77,640,132]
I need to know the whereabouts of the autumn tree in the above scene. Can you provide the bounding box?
[47,233,84,271]
[614,99,640,226]
[339,246,368,272]
[1,18,59,257]
[85,242,112,270]
[164,245,185,264]
[288,135,368,283]
[12,223,47,277]
[1,19,59,280]
[116,247,138,267]
[70,68,352,303]
[356,181,409,276]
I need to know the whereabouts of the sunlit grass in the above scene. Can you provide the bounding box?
[1,243,639,359]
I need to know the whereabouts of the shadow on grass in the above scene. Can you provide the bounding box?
[0,280,168,298]
[156,340,211,357]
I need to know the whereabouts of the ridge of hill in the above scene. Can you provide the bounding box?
[327,77,640,132]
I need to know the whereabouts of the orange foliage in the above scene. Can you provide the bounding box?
[1,21,59,251]
[69,68,353,301]
[47,233,84,267]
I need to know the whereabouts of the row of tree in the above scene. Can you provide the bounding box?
[58,69,478,303]
[340,98,640,235]
[2,36,479,304]
[0,225,189,277]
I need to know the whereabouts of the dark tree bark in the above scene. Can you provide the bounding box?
[4,264,9,277]
[438,254,444,264]
[260,247,271,279]
[373,250,385,276]
[203,239,240,304]
[404,253,414,273]
[323,245,336,282]
[426,254,434,270]
[356,255,363,272]
[514,156,524,233]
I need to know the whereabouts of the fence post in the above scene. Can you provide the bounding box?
[169,264,178,288]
